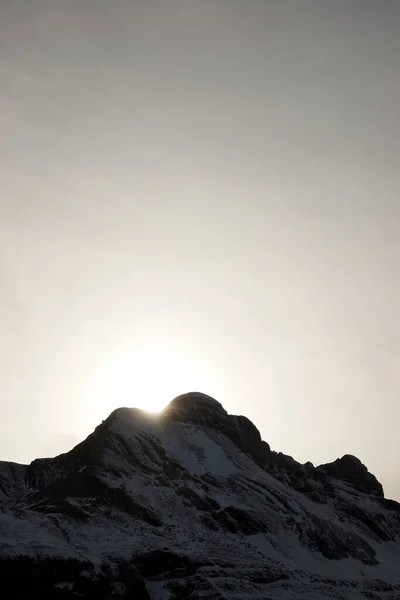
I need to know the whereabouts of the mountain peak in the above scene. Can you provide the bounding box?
[1,392,398,599]
[101,394,384,500]
[164,391,227,419]
[318,453,384,497]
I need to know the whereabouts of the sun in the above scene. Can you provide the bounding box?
[83,340,203,423]
[104,357,178,413]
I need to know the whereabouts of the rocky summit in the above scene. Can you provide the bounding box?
[1,392,400,599]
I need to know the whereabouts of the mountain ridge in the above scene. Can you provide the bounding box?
[1,391,399,599]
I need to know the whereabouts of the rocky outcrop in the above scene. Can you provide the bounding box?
[166,392,271,459]
[318,454,384,497]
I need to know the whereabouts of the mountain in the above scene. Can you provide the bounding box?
[1,392,400,599]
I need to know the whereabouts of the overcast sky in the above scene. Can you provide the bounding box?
[1,1,399,499]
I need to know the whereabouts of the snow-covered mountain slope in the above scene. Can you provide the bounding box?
[1,392,400,599]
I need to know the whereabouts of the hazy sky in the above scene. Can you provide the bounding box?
[1,1,399,499]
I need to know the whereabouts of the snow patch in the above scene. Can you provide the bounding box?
[162,425,237,477]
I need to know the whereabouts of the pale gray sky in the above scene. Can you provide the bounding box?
[1,1,399,499]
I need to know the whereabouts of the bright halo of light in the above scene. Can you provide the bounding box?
[83,339,203,423]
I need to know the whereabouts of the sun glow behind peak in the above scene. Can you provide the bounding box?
[82,339,213,425]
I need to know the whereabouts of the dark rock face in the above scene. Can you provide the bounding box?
[318,454,384,497]
[212,505,269,535]
[1,391,399,600]
[294,514,378,564]
[134,550,205,578]
[0,556,151,600]
[166,392,271,462]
